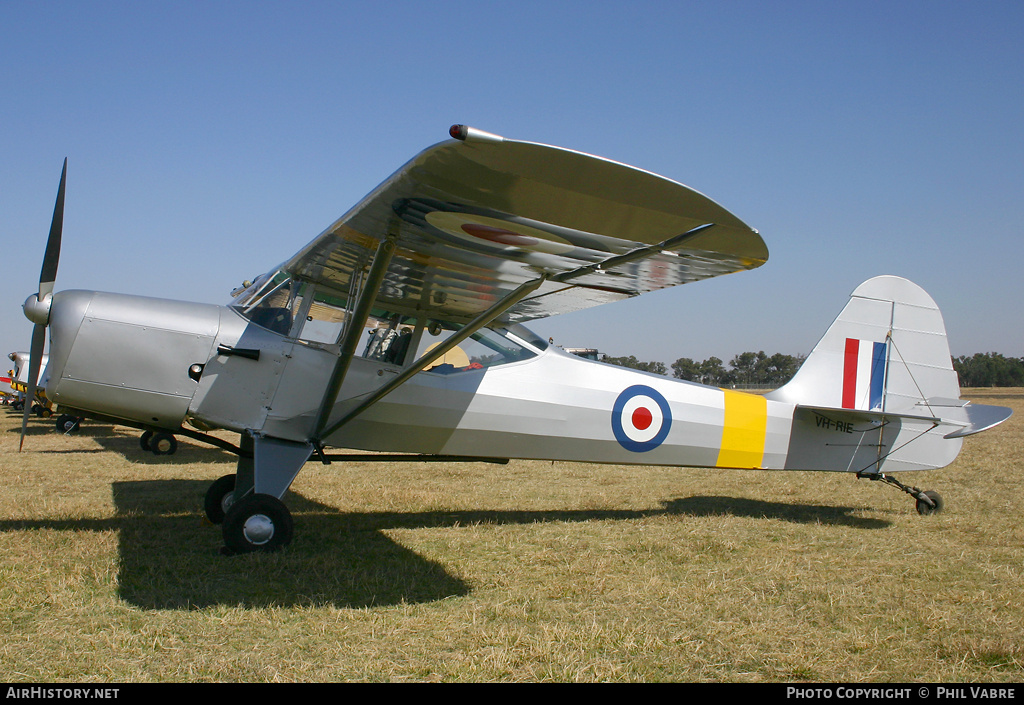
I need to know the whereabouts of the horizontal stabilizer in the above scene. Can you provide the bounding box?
[795,404,939,427]
[795,398,1012,438]
[917,398,1014,438]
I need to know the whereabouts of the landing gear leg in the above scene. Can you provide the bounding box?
[218,432,312,555]
[860,472,944,515]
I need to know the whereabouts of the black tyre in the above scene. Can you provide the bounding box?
[55,414,80,434]
[150,432,178,455]
[204,474,237,524]
[222,494,293,554]
[916,490,944,516]
[139,430,154,451]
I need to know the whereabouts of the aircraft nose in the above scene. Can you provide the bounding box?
[44,290,94,385]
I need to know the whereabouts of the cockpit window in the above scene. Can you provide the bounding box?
[231,272,304,336]
[504,323,549,351]
[416,323,538,374]
[361,312,416,365]
[231,272,417,364]
[231,271,546,373]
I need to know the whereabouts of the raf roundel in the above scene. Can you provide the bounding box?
[611,385,673,453]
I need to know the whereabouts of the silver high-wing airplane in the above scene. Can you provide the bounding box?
[20,126,1012,554]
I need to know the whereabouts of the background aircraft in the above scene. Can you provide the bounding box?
[19,126,1011,554]
[6,351,49,414]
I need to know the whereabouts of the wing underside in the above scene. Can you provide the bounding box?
[281,128,768,324]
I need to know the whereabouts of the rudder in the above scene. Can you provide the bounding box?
[766,276,960,414]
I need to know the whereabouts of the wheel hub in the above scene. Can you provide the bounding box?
[242,514,275,545]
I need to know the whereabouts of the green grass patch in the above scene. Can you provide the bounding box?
[1,391,1022,681]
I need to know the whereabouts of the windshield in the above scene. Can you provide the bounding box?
[231,271,351,342]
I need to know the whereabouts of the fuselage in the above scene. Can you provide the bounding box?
[41,286,962,476]
[42,287,803,471]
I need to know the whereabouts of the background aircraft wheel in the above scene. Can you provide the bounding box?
[916,490,944,515]
[222,494,293,554]
[150,432,178,455]
[55,414,80,434]
[204,474,237,524]
[139,430,153,451]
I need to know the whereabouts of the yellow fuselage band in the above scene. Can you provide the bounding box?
[716,390,767,469]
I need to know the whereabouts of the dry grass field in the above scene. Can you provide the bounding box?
[0,390,1021,682]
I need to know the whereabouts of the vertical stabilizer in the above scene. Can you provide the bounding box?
[766,276,960,413]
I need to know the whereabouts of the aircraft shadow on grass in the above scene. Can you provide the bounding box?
[0,478,890,611]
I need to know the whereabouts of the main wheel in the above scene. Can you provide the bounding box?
[916,490,944,515]
[150,432,178,455]
[55,414,81,434]
[204,474,237,524]
[222,494,293,554]
[139,430,154,451]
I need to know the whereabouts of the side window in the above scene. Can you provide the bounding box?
[362,316,415,365]
[300,294,348,344]
[416,324,536,374]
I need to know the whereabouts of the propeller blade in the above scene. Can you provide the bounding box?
[21,159,66,451]
[19,323,46,452]
[39,158,66,300]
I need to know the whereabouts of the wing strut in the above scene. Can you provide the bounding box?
[309,235,397,442]
[313,275,547,450]
[550,223,715,285]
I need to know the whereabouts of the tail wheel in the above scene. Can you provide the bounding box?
[915,490,944,516]
[222,494,293,554]
[861,472,947,516]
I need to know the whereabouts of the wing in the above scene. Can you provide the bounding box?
[281,126,767,325]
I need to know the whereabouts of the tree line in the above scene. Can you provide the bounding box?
[600,351,806,387]
[952,352,1024,387]
[599,351,1024,388]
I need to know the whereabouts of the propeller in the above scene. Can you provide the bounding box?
[20,158,66,450]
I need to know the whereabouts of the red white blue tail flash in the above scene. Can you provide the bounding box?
[842,338,886,410]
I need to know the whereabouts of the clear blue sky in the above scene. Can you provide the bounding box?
[3,1,1022,368]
